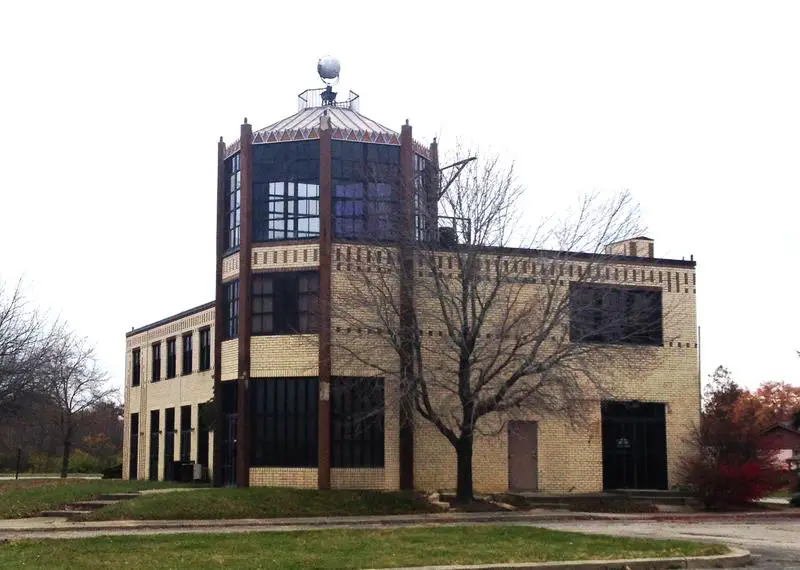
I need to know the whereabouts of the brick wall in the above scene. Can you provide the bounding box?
[123,306,215,481]
[331,245,699,493]
[251,335,318,377]
[126,244,698,492]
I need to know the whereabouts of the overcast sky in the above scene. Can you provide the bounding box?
[1,1,798,392]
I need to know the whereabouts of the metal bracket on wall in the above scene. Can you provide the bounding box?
[438,157,476,199]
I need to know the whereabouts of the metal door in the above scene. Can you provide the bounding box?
[149,410,160,481]
[508,421,539,491]
[129,414,139,480]
[222,413,237,487]
[602,401,667,490]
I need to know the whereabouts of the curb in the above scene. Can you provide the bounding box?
[366,547,751,570]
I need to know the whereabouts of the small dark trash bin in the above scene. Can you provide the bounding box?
[178,461,194,483]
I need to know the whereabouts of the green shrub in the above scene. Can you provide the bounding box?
[27,453,60,473]
[69,449,101,473]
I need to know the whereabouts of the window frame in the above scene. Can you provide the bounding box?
[569,283,663,347]
[224,154,241,251]
[182,332,193,375]
[252,271,319,335]
[131,348,141,387]
[223,280,240,340]
[250,377,319,467]
[331,377,385,468]
[265,181,320,240]
[151,342,161,382]
[166,337,177,379]
[198,327,211,371]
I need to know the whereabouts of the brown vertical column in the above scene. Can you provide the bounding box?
[213,137,226,487]
[428,138,440,239]
[317,113,333,490]
[398,121,415,490]
[236,120,253,488]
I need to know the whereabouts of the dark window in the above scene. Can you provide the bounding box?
[180,405,191,463]
[223,280,240,340]
[131,348,140,387]
[569,283,663,346]
[166,337,176,379]
[199,327,211,371]
[252,272,319,335]
[151,343,161,382]
[331,377,384,468]
[332,141,400,241]
[252,141,320,242]
[224,153,241,250]
[182,332,193,375]
[262,182,320,240]
[250,377,318,467]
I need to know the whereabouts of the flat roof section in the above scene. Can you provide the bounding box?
[126,301,215,338]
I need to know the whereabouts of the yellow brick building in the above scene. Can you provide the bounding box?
[123,69,699,493]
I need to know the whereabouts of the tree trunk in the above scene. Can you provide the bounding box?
[60,440,71,478]
[455,433,474,502]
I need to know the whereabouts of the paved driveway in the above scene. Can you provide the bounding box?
[537,519,800,569]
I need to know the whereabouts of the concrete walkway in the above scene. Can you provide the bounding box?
[1,509,800,540]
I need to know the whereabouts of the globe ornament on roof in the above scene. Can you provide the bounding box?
[317,56,341,86]
[317,56,341,106]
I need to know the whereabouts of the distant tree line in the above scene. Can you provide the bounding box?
[0,278,120,475]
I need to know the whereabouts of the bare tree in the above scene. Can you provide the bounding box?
[45,331,116,477]
[332,151,667,500]
[0,279,58,418]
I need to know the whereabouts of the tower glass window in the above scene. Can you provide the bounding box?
[331,377,384,468]
[332,141,399,241]
[252,271,319,335]
[250,377,319,467]
[265,182,320,240]
[223,280,240,340]
[252,141,320,242]
[224,153,241,250]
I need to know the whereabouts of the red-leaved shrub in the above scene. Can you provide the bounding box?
[682,453,784,508]
[681,366,788,509]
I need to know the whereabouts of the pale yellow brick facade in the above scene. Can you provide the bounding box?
[123,304,215,481]
[125,241,698,493]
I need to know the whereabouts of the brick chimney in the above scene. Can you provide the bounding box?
[605,236,654,258]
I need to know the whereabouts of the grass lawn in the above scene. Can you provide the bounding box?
[85,487,436,520]
[0,480,191,519]
[0,526,728,570]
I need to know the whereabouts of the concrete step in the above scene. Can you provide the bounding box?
[97,492,140,501]
[67,500,119,510]
[39,510,93,519]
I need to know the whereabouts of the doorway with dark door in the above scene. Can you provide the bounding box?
[163,408,176,481]
[508,421,538,491]
[129,413,139,480]
[601,401,667,490]
[221,381,238,487]
[149,410,160,481]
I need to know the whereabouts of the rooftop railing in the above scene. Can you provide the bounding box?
[298,88,360,112]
